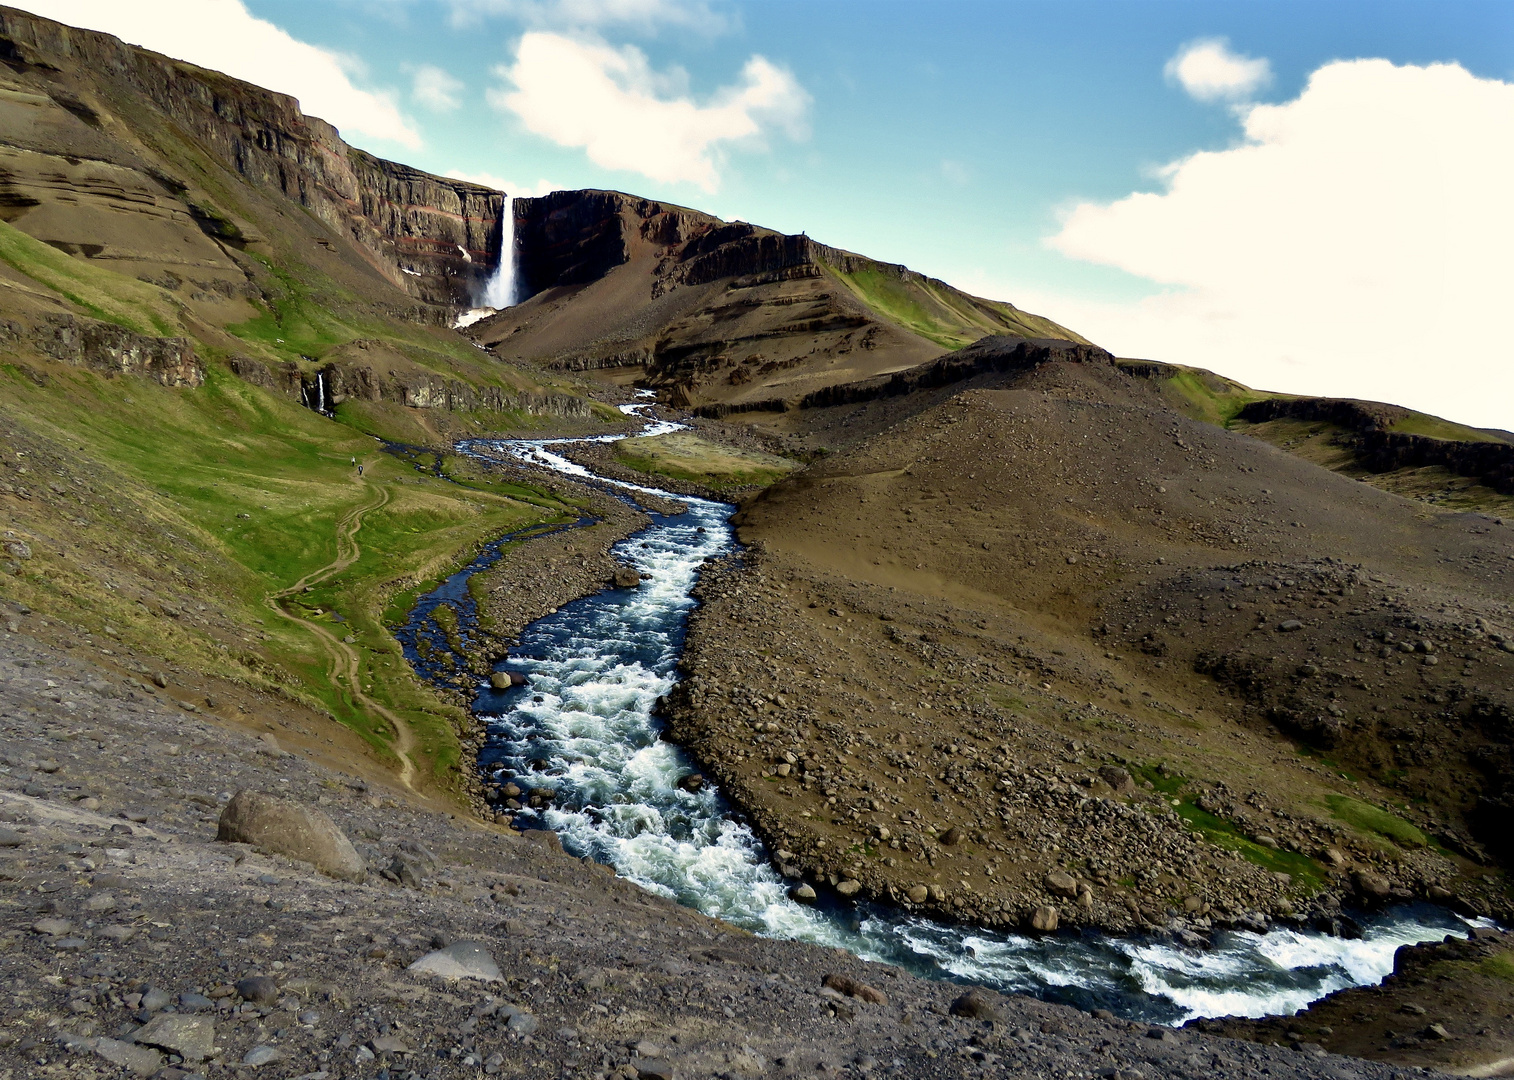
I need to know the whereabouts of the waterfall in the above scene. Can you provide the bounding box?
[481,196,516,309]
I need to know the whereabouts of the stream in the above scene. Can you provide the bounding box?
[395,404,1480,1026]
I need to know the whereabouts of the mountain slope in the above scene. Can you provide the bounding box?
[658,339,1514,938]
[470,189,1088,407]
[0,5,624,796]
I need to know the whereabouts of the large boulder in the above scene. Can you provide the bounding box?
[613,565,642,588]
[216,790,366,882]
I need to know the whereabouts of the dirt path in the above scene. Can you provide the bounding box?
[267,465,422,792]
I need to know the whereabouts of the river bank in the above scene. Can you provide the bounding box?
[413,412,1487,1033]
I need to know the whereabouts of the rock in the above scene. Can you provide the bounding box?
[522,828,563,853]
[388,852,427,888]
[1030,905,1060,932]
[501,1006,538,1035]
[949,988,1004,1021]
[1043,870,1079,899]
[216,789,366,882]
[93,1036,162,1075]
[4,539,32,560]
[821,973,888,1006]
[490,671,528,690]
[676,773,704,793]
[132,1013,214,1062]
[637,1060,675,1080]
[33,918,73,936]
[613,566,642,588]
[788,883,817,904]
[1278,619,1304,632]
[1422,1023,1450,1040]
[938,827,962,846]
[835,879,861,897]
[1098,765,1136,794]
[140,987,171,1012]
[906,885,929,904]
[1356,870,1392,901]
[0,827,26,846]
[407,940,503,983]
[235,975,279,1004]
[372,1034,410,1054]
[177,992,215,1011]
[241,1045,283,1066]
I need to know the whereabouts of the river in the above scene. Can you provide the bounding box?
[395,404,1480,1026]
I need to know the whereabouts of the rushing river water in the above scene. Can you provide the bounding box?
[397,405,1481,1025]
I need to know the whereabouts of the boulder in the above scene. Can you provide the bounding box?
[490,670,528,690]
[676,773,704,793]
[1043,870,1079,899]
[1356,870,1392,901]
[1098,765,1136,794]
[407,940,503,983]
[788,883,817,904]
[613,565,642,588]
[938,827,962,846]
[949,988,1004,1021]
[216,790,366,882]
[822,973,888,1006]
[1029,905,1060,932]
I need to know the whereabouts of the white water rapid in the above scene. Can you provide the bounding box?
[433,404,1483,1025]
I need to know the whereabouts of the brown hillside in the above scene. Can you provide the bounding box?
[469,190,1087,407]
[662,346,1514,938]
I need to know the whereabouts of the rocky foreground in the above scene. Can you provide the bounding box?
[0,626,1442,1080]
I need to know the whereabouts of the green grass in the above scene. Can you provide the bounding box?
[0,219,180,336]
[819,256,1089,351]
[1132,764,1327,890]
[1479,950,1514,982]
[1324,794,1428,848]
[1386,413,1507,443]
[613,431,797,489]
[0,356,573,787]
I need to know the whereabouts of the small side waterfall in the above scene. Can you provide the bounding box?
[299,369,333,417]
[481,196,516,309]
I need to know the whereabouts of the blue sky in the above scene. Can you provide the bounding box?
[20,1,1514,426]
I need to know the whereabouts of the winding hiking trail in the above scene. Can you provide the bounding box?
[267,466,421,791]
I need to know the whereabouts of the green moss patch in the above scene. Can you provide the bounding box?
[1324,794,1428,848]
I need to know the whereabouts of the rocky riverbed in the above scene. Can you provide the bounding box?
[0,626,1448,1080]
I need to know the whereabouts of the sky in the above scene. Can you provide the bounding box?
[17,0,1514,429]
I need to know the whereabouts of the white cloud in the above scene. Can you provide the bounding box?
[1165,38,1271,103]
[1030,59,1514,429]
[444,169,559,198]
[15,0,422,148]
[410,64,465,112]
[489,31,807,191]
[449,0,731,36]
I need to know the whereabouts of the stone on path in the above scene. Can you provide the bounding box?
[93,1036,163,1075]
[133,1013,215,1062]
[241,1044,283,1066]
[407,940,503,983]
[216,789,366,882]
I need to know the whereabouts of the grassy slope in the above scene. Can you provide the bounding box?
[1129,360,1514,516]
[0,146,610,795]
[819,256,1091,351]
[613,431,797,490]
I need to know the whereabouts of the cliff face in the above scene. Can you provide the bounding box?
[0,5,503,307]
[483,190,1090,408]
[1237,397,1514,496]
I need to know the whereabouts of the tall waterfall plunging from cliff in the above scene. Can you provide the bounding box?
[481,196,516,309]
